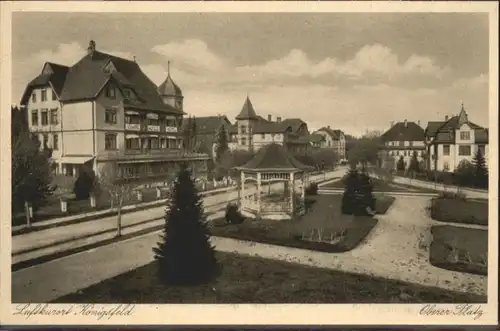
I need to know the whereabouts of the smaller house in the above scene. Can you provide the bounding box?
[425,104,488,172]
[181,115,232,155]
[312,126,346,159]
[380,120,425,169]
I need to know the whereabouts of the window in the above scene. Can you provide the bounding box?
[443,145,450,156]
[50,109,58,125]
[105,109,117,124]
[404,151,407,157]
[31,110,39,126]
[53,134,59,150]
[41,89,47,102]
[105,85,116,99]
[399,141,404,147]
[261,133,266,139]
[52,89,57,100]
[460,131,471,140]
[32,92,37,103]
[409,141,413,147]
[125,115,140,124]
[105,133,117,150]
[41,109,49,126]
[150,138,159,149]
[443,161,450,171]
[42,134,49,147]
[125,138,140,150]
[240,125,246,134]
[148,119,159,126]
[478,144,486,156]
[241,137,247,146]
[459,145,471,156]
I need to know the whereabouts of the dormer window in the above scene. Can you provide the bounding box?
[105,84,116,99]
[103,61,117,74]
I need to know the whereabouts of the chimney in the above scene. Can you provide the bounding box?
[87,40,96,55]
[417,120,421,127]
[277,116,282,123]
[445,115,449,121]
[268,114,272,122]
[327,125,330,129]
[404,119,408,128]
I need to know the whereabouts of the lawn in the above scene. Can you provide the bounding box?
[321,176,437,193]
[430,197,488,226]
[54,252,485,304]
[430,225,488,276]
[210,195,394,253]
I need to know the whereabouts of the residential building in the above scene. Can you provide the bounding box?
[380,120,425,169]
[181,115,232,156]
[312,127,346,159]
[20,40,209,181]
[425,104,488,172]
[227,96,310,154]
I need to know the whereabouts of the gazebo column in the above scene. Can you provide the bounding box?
[301,172,306,210]
[289,172,295,215]
[257,172,262,215]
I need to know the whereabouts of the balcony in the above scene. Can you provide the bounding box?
[147,125,161,132]
[125,123,141,131]
[165,126,178,133]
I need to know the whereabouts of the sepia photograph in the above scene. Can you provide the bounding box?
[1,1,498,326]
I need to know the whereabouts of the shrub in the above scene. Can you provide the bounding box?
[396,156,405,171]
[153,164,217,285]
[438,191,467,201]
[225,202,244,224]
[341,169,376,216]
[73,169,96,200]
[305,182,319,196]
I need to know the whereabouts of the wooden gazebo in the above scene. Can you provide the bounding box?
[235,143,314,220]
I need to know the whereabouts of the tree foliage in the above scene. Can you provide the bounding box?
[11,106,54,214]
[153,163,217,285]
[408,151,420,176]
[472,149,488,188]
[346,135,382,169]
[341,168,376,216]
[213,124,229,163]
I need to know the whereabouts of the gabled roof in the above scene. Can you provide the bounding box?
[315,127,343,140]
[381,121,425,142]
[20,62,70,105]
[236,96,259,120]
[426,111,486,144]
[236,143,313,172]
[253,121,290,134]
[307,134,326,143]
[280,118,306,133]
[181,116,231,134]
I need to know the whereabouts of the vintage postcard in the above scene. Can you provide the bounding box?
[0,0,498,326]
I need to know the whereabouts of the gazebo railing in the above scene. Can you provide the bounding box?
[261,200,290,213]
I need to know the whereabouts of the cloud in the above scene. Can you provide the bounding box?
[149,40,448,88]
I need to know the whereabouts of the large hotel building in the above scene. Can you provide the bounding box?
[20,40,209,181]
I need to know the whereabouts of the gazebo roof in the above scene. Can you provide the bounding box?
[236,143,314,172]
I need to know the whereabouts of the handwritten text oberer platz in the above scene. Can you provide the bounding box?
[14,304,135,320]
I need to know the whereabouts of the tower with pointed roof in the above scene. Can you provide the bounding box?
[235,96,259,152]
[158,61,184,111]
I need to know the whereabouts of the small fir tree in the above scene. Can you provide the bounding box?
[341,168,376,216]
[153,163,217,285]
[359,171,376,214]
[397,156,405,171]
[408,151,419,177]
[11,106,54,215]
[472,148,488,188]
[341,168,361,215]
[213,124,229,163]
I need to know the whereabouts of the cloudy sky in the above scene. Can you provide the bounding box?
[12,12,489,136]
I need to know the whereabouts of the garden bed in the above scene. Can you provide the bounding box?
[54,252,485,303]
[321,176,436,193]
[211,195,379,253]
[430,197,488,226]
[430,225,488,276]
